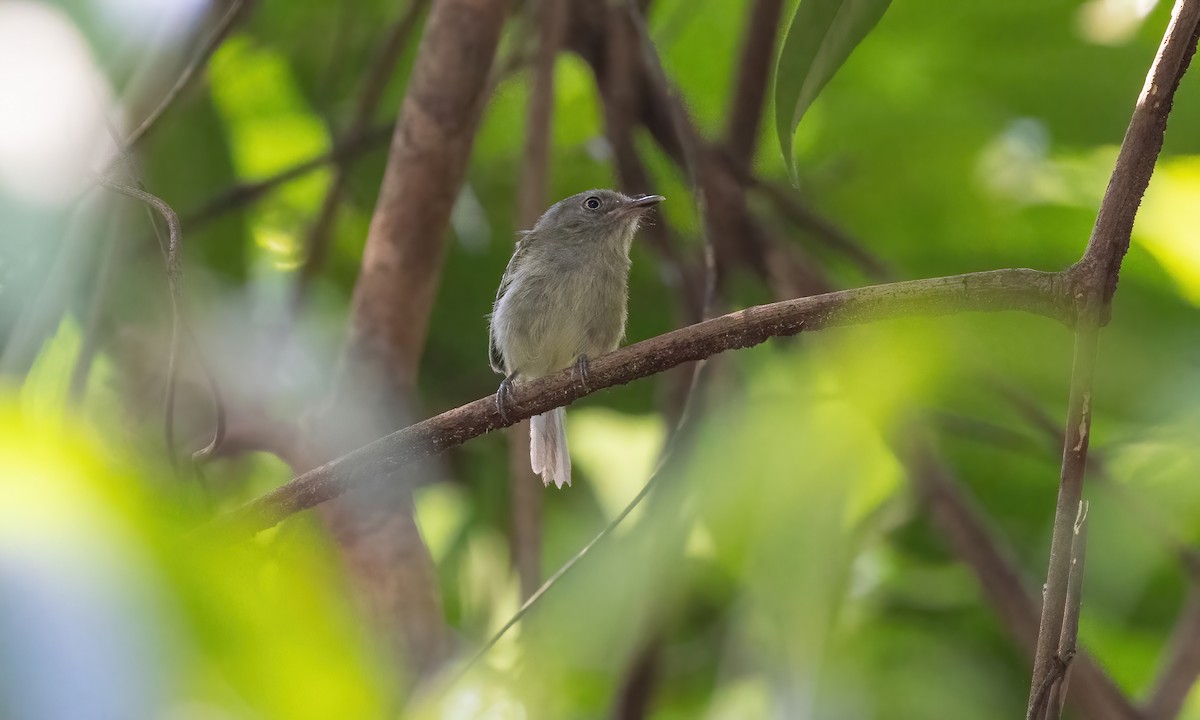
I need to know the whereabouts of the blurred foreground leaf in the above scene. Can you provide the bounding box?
[773,0,892,179]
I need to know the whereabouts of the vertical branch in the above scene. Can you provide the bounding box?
[1028,2,1200,715]
[337,0,513,400]
[599,5,703,322]
[1029,316,1099,710]
[723,0,784,172]
[909,445,1141,720]
[510,0,568,601]
[320,0,515,677]
[1046,502,1089,718]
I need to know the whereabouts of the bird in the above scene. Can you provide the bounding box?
[488,189,665,488]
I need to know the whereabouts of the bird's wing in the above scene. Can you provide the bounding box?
[488,232,534,374]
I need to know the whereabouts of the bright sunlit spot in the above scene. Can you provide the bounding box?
[1134,156,1200,305]
[1078,0,1160,45]
[0,2,116,205]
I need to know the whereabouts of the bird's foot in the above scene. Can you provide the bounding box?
[572,354,591,393]
[496,373,517,423]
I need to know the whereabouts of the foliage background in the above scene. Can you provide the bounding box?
[2,0,1199,718]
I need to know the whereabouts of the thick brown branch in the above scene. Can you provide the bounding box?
[206,268,1072,535]
[338,0,512,396]
[311,0,514,679]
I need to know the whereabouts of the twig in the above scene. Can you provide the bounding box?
[180,124,393,231]
[1045,502,1089,717]
[204,266,1073,536]
[1029,317,1099,710]
[1027,2,1200,713]
[1029,651,1077,720]
[124,0,251,150]
[910,446,1141,720]
[456,469,660,679]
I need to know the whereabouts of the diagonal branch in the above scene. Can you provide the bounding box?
[125,0,251,150]
[205,267,1072,536]
[1028,2,1200,714]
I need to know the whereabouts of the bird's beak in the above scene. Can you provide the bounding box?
[627,194,665,209]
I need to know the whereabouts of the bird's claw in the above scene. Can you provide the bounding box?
[573,354,591,393]
[496,374,517,423]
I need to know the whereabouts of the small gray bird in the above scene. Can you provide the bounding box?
[489,189,665,488]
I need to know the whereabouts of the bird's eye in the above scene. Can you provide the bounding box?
[583,196,602,210]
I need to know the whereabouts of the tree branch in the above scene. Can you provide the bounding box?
[724,0,784,171]
[180,124,393,231]
[311,0,515,678]
[1028,2,1200,714]
[910,446,1141,720]
[204,267,1072,536]
[124,0,251,150]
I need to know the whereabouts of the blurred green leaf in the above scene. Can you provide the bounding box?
[773,0,892,179]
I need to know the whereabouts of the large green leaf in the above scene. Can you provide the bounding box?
[773,0,892,179]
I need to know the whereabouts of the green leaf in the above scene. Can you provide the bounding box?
[773,0,892,180]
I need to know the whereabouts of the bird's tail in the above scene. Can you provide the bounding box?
[530,407,571,488]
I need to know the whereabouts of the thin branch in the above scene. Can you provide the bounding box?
[1029,316,1100,709]
[910,446,1142,720]
[204,267,1073,536]
[180,124,393,231]
[1045,501,1090,718]
[1028,2,1200,713]
[456,469,660,679]
[124,0,251,150]
[179,40,530,236]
